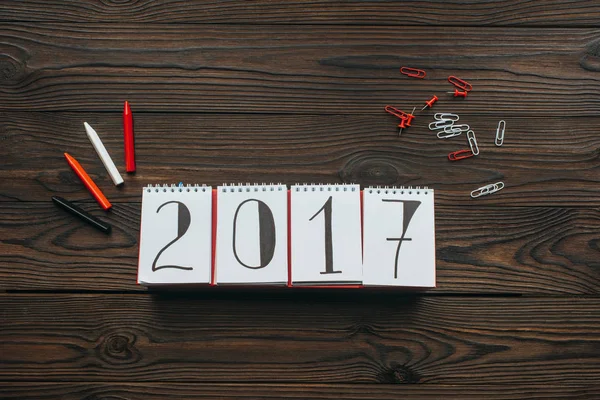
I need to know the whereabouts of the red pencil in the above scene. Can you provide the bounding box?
[64,152,112,210]
[123,100,136,172]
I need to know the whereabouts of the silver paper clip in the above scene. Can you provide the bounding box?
[467,130,479,155]
[470,182,504,198]
[445,123,470,133]
[437,128,463,138]
[434,113,460,122]
[429,119,455,130]
[495,120,505,146]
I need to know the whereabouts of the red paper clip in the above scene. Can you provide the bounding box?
[448,149,474,161]
[448,76,473,92]
[400,67,426,79]
[385,106,415,125]
[448,89,468,98]
[384,105,406,119]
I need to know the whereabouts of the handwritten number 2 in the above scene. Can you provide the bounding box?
[309,196,341,275]
[152,201,193,272]
[383,199,421,279]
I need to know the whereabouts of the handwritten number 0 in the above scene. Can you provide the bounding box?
[233,199,277,269]
[152,201,193,272]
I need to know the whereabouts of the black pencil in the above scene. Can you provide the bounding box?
[52,196,112,234]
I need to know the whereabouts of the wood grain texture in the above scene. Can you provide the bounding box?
[1,2,600,396]
[1,202,598,293]
[1,24,600,114]
[1,382,599,400]
[1,0,600,27]
[2,112,599,206]
[0,294,598,384]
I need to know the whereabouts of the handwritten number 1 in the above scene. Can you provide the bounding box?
[152,201,193,272]
[309,196,341,275]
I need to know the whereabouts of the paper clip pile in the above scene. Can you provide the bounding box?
[383,67,509,198]
[429,113,469,139]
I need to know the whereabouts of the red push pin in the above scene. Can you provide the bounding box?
[421,95,439,110]
[404,107,416,125]
[448,89,468,98]
[398,107,416,136]
[385,105,416,136]
[396,117,408,136]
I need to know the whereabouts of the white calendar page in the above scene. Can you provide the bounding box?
[215,184,288,285]
[138,185,213,285]
[290,184,362,285]
[362,187,436,287]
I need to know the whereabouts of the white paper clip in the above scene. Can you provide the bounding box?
[445,124,470,133]
[434,113,460,122]
[467,130,479,155]
[429,119,455,130]
[470,182,504,198]
[437,128,463,139]
[495,120,506,146]
[84,122,124,186]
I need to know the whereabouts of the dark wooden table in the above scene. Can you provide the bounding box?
[1,1,599,399]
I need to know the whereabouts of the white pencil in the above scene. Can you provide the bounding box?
[84,122,124,186]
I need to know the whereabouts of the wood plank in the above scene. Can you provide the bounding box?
[1,1,600,27]
[2,112,599,206]
[1,382,599,400]
[0,294,598,384]
[1,202,598,293]
[1,25,600,114]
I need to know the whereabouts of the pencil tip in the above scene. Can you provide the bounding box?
[83,122,96,136]
[124,100,131,114]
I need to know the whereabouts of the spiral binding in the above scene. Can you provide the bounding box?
[144,183,210,193]
[218,183,287,193]
[143,184,432,195]
[292,183,359,192]
[365,186,432,195]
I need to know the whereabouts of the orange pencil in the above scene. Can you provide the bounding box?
[64,152,112,210]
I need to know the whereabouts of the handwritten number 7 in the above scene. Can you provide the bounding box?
[152,201,193,272]
[383,199,421,279]
[309,196,341,275]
